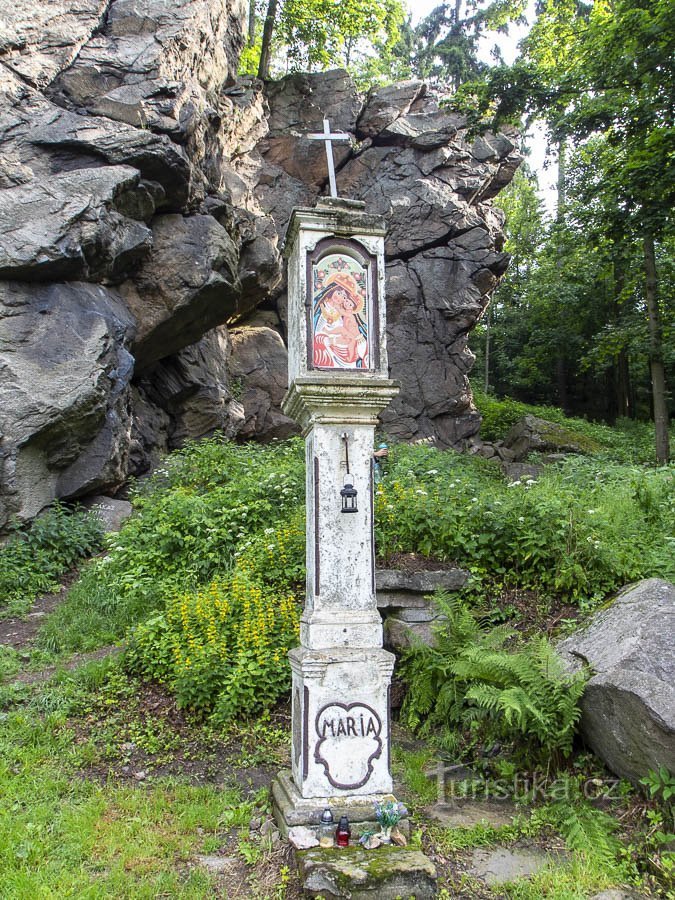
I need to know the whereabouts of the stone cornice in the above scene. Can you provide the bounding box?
[282,376,400,432]
[284,203,387,256]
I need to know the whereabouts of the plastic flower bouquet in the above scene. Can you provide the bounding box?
[374,800,408,842]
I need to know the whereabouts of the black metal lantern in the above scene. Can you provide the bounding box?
[340,475,358,513]
[340,432,358,513]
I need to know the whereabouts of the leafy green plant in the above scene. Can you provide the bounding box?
[641,767,675,836]
[125,511,303,720]
[642,767,675,807]
[375,441,674,604]
[0,503,103,616]
[401,591,587,759]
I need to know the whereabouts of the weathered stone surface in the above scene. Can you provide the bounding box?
[83,495,133,532]
[356,81,426,139]
[45,0,246,137]
[0,0,109,89]
[0,6,519,520]
[121,214,240,368]
[503,415,602,461]
[376,568,469,596]
[0,280,135,527]
[426,800,520,829]
[288,825,319,850]
[194,854,238,874]
[135,326,245,455]
[29,107,191,209]
[470,844,561,885]
[376,568,468,649]
[590,891,648,900]
[228,325,297,441]
[0,165,151,282]
[385,616,441,650]
[298,846,437,899]
[557,579,675,785]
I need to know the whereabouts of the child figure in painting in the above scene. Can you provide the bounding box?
[313,272,369,369]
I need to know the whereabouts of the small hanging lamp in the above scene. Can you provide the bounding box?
[340,432,358,514]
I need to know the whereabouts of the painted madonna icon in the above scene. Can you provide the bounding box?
[311,254,370,370]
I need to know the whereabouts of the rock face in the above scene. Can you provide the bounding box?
[0,0,519,527]
[557,579,675,785]
[0,280,135,523]
[244,73,518,447]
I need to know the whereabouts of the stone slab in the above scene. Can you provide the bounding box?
[425,800,520,829]
[297,845,437,899]
[376,568,468,594]
[83,495,133,532]
[385,617,443,650]
[194,854,238,874]
[469,844,559,885]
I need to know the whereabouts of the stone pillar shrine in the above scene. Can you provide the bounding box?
[272,196,401,834]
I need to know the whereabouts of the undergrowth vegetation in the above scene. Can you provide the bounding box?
[41,438,305,719]
[0,503,103,617]
[32,407,673,728]
[1,397,672,897]
[375,444,674,605]
[401,591,587,759]
[472,385,675,465]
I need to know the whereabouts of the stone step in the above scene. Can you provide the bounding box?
[376,568,468,610]
[297,845,437,899]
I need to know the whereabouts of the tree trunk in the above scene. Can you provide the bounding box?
[484,308,491,393]
[612,252,631,419]
[257,0,278,80]
[643,232,670,464]
[616,348,632,419]
[248,0,256,45]
[554,137,568,412]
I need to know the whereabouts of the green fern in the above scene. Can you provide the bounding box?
[400,590,587,757]
[550,794,621,870]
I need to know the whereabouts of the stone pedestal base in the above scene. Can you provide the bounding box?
[289,646,395,798]
[272,770,406,839]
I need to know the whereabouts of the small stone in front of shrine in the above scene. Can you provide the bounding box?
[298,845,437,899]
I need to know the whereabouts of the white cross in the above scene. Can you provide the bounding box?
[307,118,351,198]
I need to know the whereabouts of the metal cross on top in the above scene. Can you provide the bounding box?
[307,118,351,198]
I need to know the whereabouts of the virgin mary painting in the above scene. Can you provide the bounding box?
[312,270,369,370]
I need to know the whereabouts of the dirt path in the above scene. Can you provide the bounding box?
[11,645,124,684]
[0,571,80,649]
[1,568,122,684]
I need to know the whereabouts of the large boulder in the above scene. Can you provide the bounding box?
[503,415,602,461]
[134,326,245,461]
[120,213,240,368]
[557,579,675,785]
[228,325,297,441]
[0,280,135,525]
[0,165,152,282]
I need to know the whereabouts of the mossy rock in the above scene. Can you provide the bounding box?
[504,415,603,461]
[297,844,437,898]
